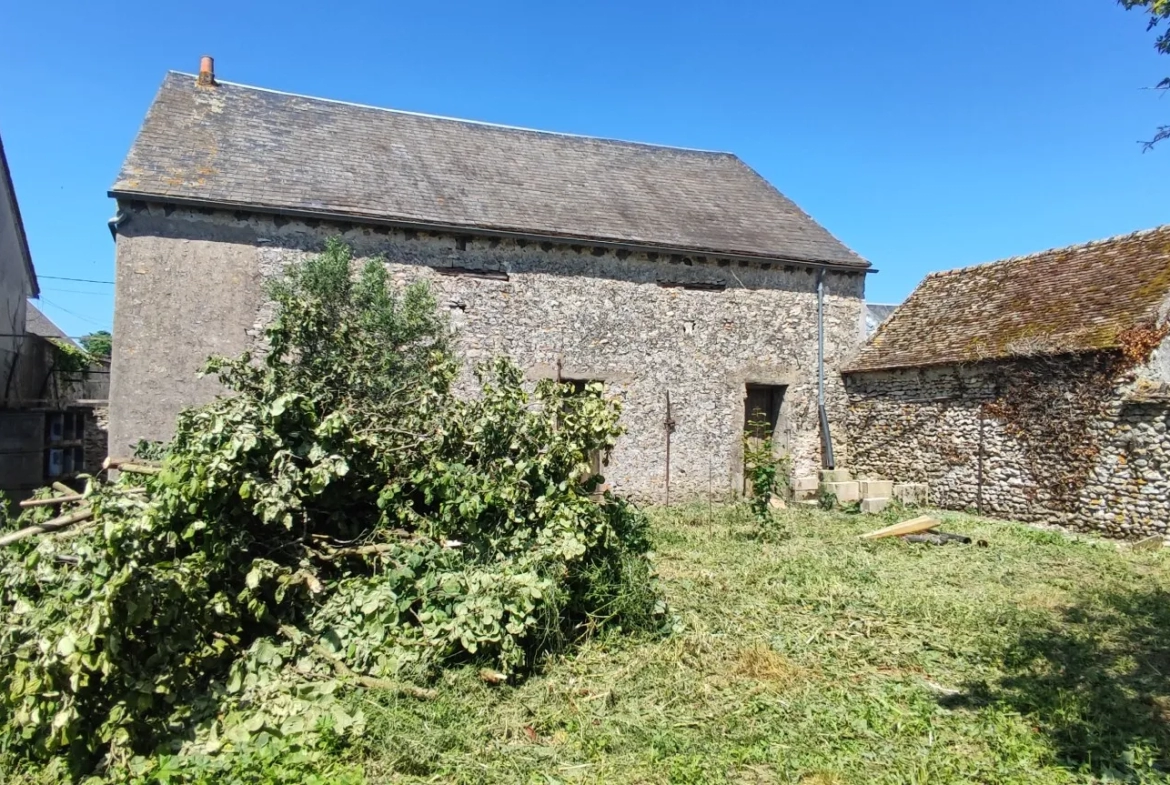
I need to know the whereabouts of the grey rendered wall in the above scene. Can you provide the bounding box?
[110,203,865,501]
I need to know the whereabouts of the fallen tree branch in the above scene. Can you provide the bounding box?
[52,522,100,541]
[103,457,162,475]
[277,624,436,700]
[20,494,85,509]
[51,482,77,496]
[312,543,402,562]
[903,532,972,546]
[0,508,95,547]
[113,463,160,476]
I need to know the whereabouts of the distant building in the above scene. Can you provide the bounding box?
[864,303,898,337]
[845,226,1170,539]
[0,133,39,404]
[0,132,109,495]
[107,62,871,500]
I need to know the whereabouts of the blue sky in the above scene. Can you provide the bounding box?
[1,0,1167,336]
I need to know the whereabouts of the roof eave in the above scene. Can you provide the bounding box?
[108,190,876,274]
[0,136,38,298]
[843,345,1121,375]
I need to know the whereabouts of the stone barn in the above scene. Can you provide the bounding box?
[845,226,1170,538]
[107,62,870,502]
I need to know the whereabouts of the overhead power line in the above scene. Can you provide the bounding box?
[38,297,110,329]
[42,287,114,296]
[38,275,115,285]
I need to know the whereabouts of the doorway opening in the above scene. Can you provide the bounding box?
[564,378,604,480]
[743,384,788,494]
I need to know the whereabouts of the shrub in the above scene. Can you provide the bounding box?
[0,240,662,778]
[742,415,791,526]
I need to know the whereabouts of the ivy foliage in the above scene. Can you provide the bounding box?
[0,240,662,780]
[79,331,113,360]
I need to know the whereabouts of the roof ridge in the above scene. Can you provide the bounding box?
[167,71,736,157]
[925,223,1170,281]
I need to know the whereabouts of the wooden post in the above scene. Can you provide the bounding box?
[664,391,676,506]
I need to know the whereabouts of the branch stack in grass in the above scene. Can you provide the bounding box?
[0,241,663,780]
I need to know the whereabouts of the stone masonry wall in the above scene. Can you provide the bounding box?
[82,403,109,476]
[109,203,866,502]
[845,359,1170,539]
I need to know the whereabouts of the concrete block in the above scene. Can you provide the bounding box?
[859,480,894,499]
[821,481,860,503]
[861,497,890,514]
[893,483,929,506]
[794,476,819,493]
[820,468,853,484]
[793,476,819,501]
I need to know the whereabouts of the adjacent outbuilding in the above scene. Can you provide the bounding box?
[845,225,1170,538]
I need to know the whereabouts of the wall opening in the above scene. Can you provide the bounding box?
[565,378,604,479]
[744,384,784,438]
[743,383,788,493]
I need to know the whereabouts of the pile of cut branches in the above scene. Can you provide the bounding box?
[0,241,662,780]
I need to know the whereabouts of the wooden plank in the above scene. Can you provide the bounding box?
[1132,535,1164,552]
[859,515,941,541]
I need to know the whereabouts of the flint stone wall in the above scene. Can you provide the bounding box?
[109,203,866,502]
[845,358,1170,538]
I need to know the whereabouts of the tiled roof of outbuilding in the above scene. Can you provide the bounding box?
[111,72,868,268]
[847,225,1170,372]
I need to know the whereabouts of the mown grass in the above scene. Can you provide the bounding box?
[347,504,1170,784]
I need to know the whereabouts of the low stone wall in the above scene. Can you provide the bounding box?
[845,358,1170,539]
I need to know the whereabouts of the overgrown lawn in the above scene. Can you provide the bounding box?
[350,504,1170,784]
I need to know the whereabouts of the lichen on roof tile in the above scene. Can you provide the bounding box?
[110,73,867,268]
[846,225,1170,372]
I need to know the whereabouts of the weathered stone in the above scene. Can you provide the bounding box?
[793,475,819,501]
[859,479,893,499]
[793,476,819,493]
[821,481,860,503]
[820,468,853,484]
[860,497,890,514]
[893,483,930,506]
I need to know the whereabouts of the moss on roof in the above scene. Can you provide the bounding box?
[847,225,1170,373]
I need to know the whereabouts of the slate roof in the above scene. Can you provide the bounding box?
[847,225,1170,372]
[111,72,867,269]
[25,302,70,341]
[864,303,898,337]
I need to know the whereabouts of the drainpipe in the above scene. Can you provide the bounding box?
[817,268,835,469]
[107,209,128,240]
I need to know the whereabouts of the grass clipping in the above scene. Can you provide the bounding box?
[0,240,663,778]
